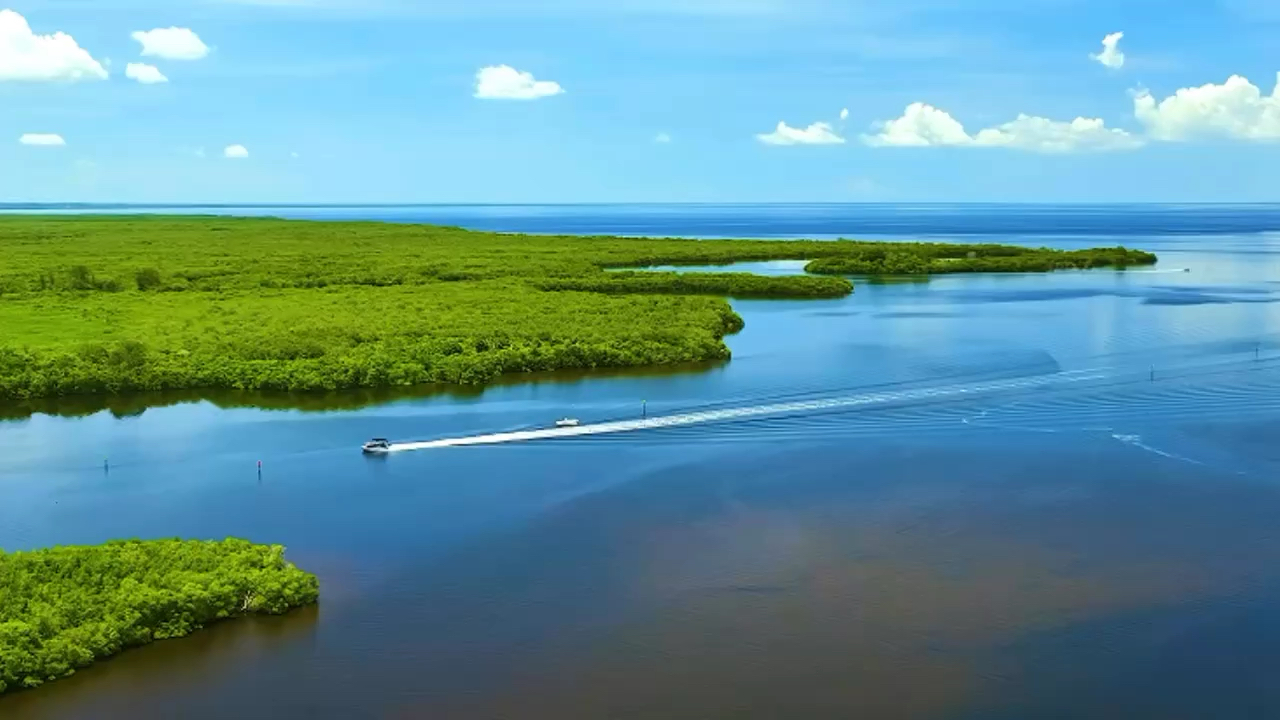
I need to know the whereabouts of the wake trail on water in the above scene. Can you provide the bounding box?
[1111,434,1205,466]
[379,342,1280,452]
[384,370,1111,452]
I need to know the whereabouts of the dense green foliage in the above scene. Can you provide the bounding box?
[0,216,1155,400]
[537,271,851,298]
[0,538,319,693]
[0,284,743,396]
[804,244,1156,275]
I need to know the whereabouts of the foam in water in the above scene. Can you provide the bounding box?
[387,370,1107,451]
[1111,433,1205,466]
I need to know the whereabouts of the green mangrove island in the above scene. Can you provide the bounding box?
[0,538,319,694]
[0,216,1156,400]
[804,244,1156,275]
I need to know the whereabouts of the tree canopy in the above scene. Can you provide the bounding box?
[0,538,319,694]
[0,216,1156,401]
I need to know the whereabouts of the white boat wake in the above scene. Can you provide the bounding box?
[1111,433,1204,465]
[386,369,1108,452]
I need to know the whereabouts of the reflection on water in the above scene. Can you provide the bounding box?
[0,360,727,422]
[403,437,1280,720]
[9,431,1280,719]
[0,606,320,719]
[3,205,1280,719]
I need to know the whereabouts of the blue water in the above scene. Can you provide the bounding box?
[11,201,1280,238]
[2,204,1280,719]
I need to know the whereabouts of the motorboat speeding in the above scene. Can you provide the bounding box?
[362,438,392,453]
[554,417,580,428]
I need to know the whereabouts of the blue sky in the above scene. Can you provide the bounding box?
[2,0,1279,203]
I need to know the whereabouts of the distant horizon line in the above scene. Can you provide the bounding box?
[4,201,1280,209]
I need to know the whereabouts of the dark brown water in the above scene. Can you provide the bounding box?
[3,204,1280,719]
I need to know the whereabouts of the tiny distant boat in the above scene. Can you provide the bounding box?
[554,418,580,428]
[362,438,392,453]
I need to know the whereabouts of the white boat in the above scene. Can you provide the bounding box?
[362,438,392,453]
[554,418,580,428]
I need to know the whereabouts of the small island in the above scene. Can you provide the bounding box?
[804,244,1157,275]
[0,538,320,694]
[0,216,1157,400]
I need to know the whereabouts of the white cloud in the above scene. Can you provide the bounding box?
[0,9,108,82]
[290,151,300,158]
[474,65,563,100]
[1134,73,1280,141]
[19,133,66,146]
[756,120,845,145]
[974,114,1143,152]
[1090,31,1125,70]
[125,62,168,84]
[654,132,672,144]
[839,108,849,121]
[131,27,210,61]
[224,144,249,158]
[863,103,970,147]
[864,102,1141,153]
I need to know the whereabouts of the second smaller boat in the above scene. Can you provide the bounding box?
[554,418,580,428]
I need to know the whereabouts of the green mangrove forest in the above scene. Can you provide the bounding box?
[0,216,1157,400]
[0,538,319,694]
[804,244,1157,275]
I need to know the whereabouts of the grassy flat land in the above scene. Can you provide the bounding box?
[0,216,1155,400]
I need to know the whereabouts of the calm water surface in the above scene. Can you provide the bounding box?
[3,204,1280,719]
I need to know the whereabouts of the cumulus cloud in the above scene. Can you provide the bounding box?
[1090,31,1125,70]
[125,62,168,84]
[863,103,970,147]
[756,120,845,145]
[132,27,210,61]
[19,133,66,146]
[839,108,849,121]
[864,102,1141,152]
[653,132,672,144]
[974,114,1143,152]
[474,65,563,100]
[224,144,249,158]
[0,9,108,82]
[1134,73,1280,141]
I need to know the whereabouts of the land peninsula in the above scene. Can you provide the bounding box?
[0,216,1156,400]
[0,538,319,694]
